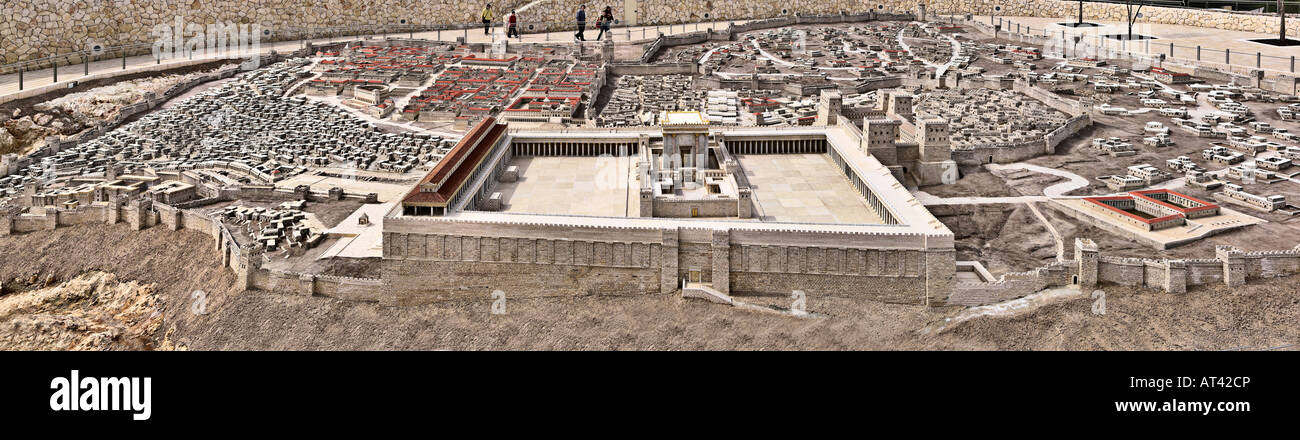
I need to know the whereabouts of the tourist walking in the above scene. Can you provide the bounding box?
[507,10,519,38]
[482,4,494,35]
[595,6,614,41]
[575,5,587,41]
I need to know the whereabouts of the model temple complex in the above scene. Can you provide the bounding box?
[4,1,1300,330]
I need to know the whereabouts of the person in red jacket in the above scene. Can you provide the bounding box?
[507,10,519,38]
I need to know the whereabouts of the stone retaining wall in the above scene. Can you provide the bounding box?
[6,1,1294,66]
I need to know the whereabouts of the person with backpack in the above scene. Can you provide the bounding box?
[575,5,587,41]
[596,6,614,41]
[481,4,494,35]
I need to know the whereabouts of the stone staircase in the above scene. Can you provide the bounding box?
[682,282,733,304]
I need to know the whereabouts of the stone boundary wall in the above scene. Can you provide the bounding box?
[2,0,535,66]
[1045,114,1092,153]
[951,138,1048,165]
[933,0,1297,39]
[948,260,1072,305]
[949,238,1300,306]
[1014,81,1089,117]
[251,269,386,302]
[381,215,954,306]
[5,1,1295,67]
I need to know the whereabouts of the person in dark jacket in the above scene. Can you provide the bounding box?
[596,6,614,41]
[575,5,587,41]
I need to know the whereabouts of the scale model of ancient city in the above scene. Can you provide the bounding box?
[1,1,1299,350]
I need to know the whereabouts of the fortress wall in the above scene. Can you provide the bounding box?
[381,260,662,306]
[52,205,102,227]
[380,215,953,305]
[10,215,52,233]
[250,269,387,301]
[1097,256,1145,287]
[1243,252,1300,279]
[1142,260,1166,290]
[1185,260,1223,286]
[312,275,386,302]
[252,270,300,295]
[181,209,218,237]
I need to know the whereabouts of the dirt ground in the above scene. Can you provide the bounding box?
[1,223,1295,350]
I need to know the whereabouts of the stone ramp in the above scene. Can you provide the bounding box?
[682,283,819,319]
[682,282,733,304]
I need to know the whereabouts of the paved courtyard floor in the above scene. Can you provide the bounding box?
[495,155,637,217]
[736,153,884,224]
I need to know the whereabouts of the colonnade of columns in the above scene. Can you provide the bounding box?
[511,142,638,157]
[724,139,827,155]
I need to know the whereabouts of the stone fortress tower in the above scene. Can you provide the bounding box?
[858,89,958,186]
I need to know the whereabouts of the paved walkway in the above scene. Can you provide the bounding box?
[0,19,746,102]
[964,15,1299,74]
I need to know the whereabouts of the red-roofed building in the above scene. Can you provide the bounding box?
[1082,189,1219,231]
[401,117,508,216]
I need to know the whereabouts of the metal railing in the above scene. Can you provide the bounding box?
[961,15,1298,74]
[1067,0,1298,14]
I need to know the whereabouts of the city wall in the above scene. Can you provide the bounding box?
[6,198,1299,308]
[950,100,1091,166]
[948,238,1300,306]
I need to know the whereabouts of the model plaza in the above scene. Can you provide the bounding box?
[384,110,954,306]
[4,1,1300,314]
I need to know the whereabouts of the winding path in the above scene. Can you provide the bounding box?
[912,162,1092,205]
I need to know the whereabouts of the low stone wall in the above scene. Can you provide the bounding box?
[948,260,1072,305]
[251,269,386,302]
[1015,81,1088,117]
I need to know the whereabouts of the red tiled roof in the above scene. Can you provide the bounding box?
[1130,189,1218,213]
[401,118,505,207]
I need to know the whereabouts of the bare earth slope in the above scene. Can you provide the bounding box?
[0,224,1296,350]
[0,272,165,350]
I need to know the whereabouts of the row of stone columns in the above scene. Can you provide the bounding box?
[513,142,634,157]
[828,148,897,225]
[726,139,826,155]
